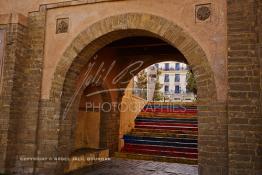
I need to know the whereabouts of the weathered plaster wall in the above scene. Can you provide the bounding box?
[0,0,64,15]
[75,111,101,149]
[41,0,227,102]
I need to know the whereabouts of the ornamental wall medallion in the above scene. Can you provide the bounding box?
[195,4,211,23]
[56,18,69,34]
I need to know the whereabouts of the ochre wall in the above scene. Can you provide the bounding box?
[74,80,147,151]
[119,80,147,150]
[75,111,100,149]
[0,0,228,101]
[74,85,104,150]
[36,0,227,102]
[0,0,63,15]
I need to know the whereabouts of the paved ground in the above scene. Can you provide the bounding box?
[85,158,198,175]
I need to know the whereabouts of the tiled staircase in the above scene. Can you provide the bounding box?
[116,102,198,165]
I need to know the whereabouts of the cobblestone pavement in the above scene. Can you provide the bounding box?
[85,158,198,175]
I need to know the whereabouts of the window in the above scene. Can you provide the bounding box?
[175,63,180,70]
[155,63,159,69]
[164,74,169,82]
[175,74,180,82]
[175,85,180,94]
[165,63,170,70]
[164,85,169,92]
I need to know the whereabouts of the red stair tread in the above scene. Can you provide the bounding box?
[139,113,197,119]
[123,143,198,153]
[130,132,198,139]
[135,122,198,127]
[132,128,198,135]
[135,125,198,131]
[121,103,198,164]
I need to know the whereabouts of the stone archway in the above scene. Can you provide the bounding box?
[37,13,228,175]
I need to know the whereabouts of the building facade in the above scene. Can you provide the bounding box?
[155,62,195,102]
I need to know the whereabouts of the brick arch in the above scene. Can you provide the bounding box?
[50,13,217,103]
[44,13,226,174]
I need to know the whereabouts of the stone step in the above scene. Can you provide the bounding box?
[135,117,197,123]
[146,102,197,106]
[139,112,197,119]
[141,108,197,114]
[115,152,198,165]
[123,143,198,153]
[130,130,198,139]
[132,128,198,136]
[120,103,198,164]
[123,135,197,144]
[123,137,197,148]
[135,125,198,131]
[143,105,197,110]
[135,121,198,127]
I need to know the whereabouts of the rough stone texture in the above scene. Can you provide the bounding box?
[3,11,46,175]
[227,0,262,174]
[259,2,262,159]
[82,158,198,175]
[198,102,228,175]
[0,23,29,173]
[0,24,10,173]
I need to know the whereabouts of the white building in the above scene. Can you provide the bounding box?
[150,61,195,102]
[133,61,196,102]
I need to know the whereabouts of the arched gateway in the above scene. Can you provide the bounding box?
[29,13,228,175]
[1,1,261,175]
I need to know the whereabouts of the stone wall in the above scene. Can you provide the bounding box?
[0,24,26,170]
[0,24,11,173]
[0,21,29,173]
[3,11,46,174]
[227,0,262,174]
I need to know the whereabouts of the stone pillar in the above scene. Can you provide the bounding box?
[3,10,46,174]
[227,0,262,174]
[0,20,28,173]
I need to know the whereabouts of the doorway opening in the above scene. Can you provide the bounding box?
[62,36,199,174]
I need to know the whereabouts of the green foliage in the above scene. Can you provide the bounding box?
[186,70,197,95]
[153,69,164,101]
